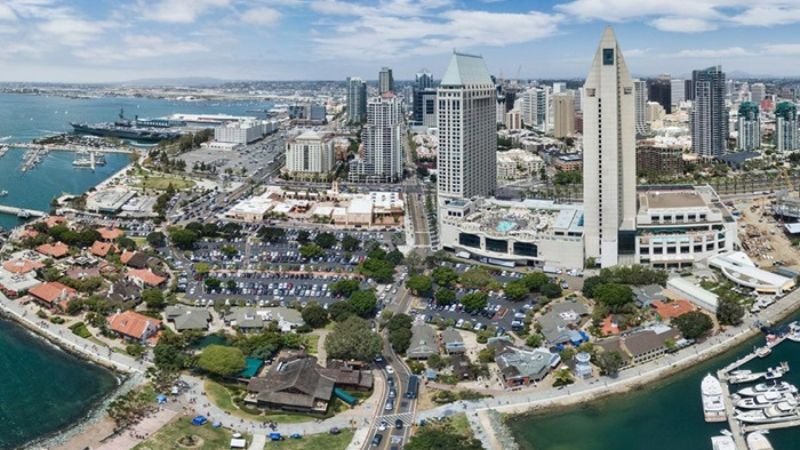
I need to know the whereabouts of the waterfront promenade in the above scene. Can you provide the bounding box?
[416,286,800,449]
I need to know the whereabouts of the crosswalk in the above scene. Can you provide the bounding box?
[377,411,415,426]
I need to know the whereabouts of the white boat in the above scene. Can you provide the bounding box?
[0,190,7,197]
[739,382,798,397]
[711,435,737,450]
[756,346,772,358]
[735,392,797,409]
[788,323,800,342]
[747,431,774,450]
[736,401,799,424]
[729,371,764,384]
[764,362,790,380]
[702,374,727,423]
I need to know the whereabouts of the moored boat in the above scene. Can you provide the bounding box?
[702,374,727,423]
[746,431,774,450]
[739,382,798,397]
[711,434,736,450]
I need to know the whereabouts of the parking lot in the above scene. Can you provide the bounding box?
[178,131,285,180]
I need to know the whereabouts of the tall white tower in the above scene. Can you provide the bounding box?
[436,52,496,203]
[583,27,637,268]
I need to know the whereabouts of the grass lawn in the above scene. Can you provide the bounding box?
[131,236,148,248]
[204,379,314,424]
[263,429,354,450]
[304,334,320,356]
[449,413,471,437]
[136,174,194,191]
[132,416,235,450]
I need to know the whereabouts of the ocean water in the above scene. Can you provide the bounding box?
[0,319,118,449]
[509,314,800,450]
[0,92,273,447]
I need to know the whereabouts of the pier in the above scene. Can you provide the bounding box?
[10,143,137,154]
[0,205,46,218]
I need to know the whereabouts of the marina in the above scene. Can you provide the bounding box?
[714,322,800,449]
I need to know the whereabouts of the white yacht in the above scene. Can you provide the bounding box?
[702,374,727,423]
[711,434,737,450]
[746,431,774,450]
[736,401,799,424]
[728,370,763,384]
[739,382,797,397]
[734,391,797,409]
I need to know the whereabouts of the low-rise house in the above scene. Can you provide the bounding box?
[539,300,590,345]
[107,310,161,344]
[632,284,667,308]
[441,327,466,354]
[164,305,211,331]
[623,325,680,365]
[97,226,124,241]
[121,251,149,269]
[90,241,116,258]
[246,355,335,413]
[3,259,44,275]
[407,324,437,359]
[492,340,560,387]
[223,307,304,332]
[318,366,374,391]
[65,265,101,281]
[36,242,70,259]
[106,279,141,307]
[28,282,78,311]
[600,315,622,336]
[127,268,167,288]
[596,336,632,369]
[651,299,696,320]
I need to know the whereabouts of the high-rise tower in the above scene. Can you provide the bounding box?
[346,77,367,124]
[690,66,728,158]
[379,67,394,94]
[583,27,637,268]
[436,52,496,206]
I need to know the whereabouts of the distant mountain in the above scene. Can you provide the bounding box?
[116,77,234,88]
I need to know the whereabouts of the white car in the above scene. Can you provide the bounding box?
[386,366,395,375]
[378,421,388,431]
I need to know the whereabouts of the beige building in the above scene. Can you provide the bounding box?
[505,109,522,130]
[496,149,544,181]
[285,130,335,176]
[553,93,575,138]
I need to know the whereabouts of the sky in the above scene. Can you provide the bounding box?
[3,0,800,83]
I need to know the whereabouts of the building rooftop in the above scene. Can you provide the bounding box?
[641,190,707,210]
[440,52,493,87]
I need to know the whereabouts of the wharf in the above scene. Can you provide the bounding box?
[10,143,136,154]
[0,205,46,218]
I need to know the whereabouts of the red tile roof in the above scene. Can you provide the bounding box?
[107,310,161,340]
[36,242,70,258]
[29,282,77,309]
[97,226,124,241]
[600,315,621,336]
[19,229,40,240]
[44,216,66,228]
[652,300,696,320]
[90,241,115,257]
[127,268,167,287]
[2,259,44,274]
[120,250,135,264]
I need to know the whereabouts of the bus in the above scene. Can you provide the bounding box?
[405,375,419,399]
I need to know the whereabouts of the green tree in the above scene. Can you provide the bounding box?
[301,302,329,328]
[146,231,166,248]
[328,301,355,322]
[593,350,625,377]
[341,235,360,252]
[525,333,543,348]
[541,282,563,299]
[673,311,713,339]
[477,347,495,364]
[717,297,745,326]
[258,227,285,243]
[459,268,496,290]
[330,279,361,297]
[195,262,210,278]
[461,291,488,312]
[593,283,634,310]
[296,230,310,244]
[581,275,605,298]
[169,227,199,250]
[552,368,575,387]
[431,266,459,288]
[314,232,337,249]
[522,272,549,292]
[142,288,165,310]
[504,280,529,301]
[360,257,395,283]
[387,313,413,354]
[435,288,456,306]
[407,274,434,297]
[349,290,377,318]
[325,316,382,362]
[405,426,484,450]
[299,243,325,259]
[197,345,246,376]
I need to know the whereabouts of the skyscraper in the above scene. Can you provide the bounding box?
[521,87,549,131]
[415,70,433,89]
[349,93,404,182]
[751,82,766,105]
[736,102,761,151]
[379,67,394,94]
[691,66,729,158]
[437,52,496,206]
[583,27,637,268]
[553,92,575,138]
[412,69,436,127]
[346,77,367,124]
[634,79,648,136]
[776,102,799,152]
[670,79,686,107]
[647,76,672,114]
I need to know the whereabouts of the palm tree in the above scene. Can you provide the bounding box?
[552,367,575,387]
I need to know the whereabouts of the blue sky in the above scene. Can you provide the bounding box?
[2,0,800,82]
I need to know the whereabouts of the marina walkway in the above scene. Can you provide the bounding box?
[0,205,47,218]
[10,143,137,154]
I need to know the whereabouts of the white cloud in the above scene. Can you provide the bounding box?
[77,35,209,62]
[731,6,800,27]
[762,43,800,56]
[670,47,750,58]
[138,0,232,23]
[311,1,562,61]
[0,4,17,21]
[650,16,717,33]
[241,7,281,25]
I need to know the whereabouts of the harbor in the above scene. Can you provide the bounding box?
[709,322,800,449]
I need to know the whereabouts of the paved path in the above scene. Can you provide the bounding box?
[96,407,179,450]
[247,433,266,450]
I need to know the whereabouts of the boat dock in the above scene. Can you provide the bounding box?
[10,143,136,154]
[716,331,797,449]
[0,205,46,218]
